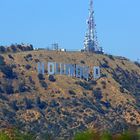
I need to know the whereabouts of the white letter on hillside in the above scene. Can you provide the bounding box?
[60,63,65,75]
[65,64,75,77]
[38,62,45,75]
[55,62,61,74]
[48,62,55,75]
[76,65,82,78]
[83,66,89,81]
[93,66,101,79]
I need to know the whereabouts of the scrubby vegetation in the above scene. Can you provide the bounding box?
[0,65,17,79]
[48,75,56,82]
[0,129,34,140]
[0,55,5,65]
[73,130,140,140]
[1,129,140,140]
[0,44,33,54]
[1,50,140,139]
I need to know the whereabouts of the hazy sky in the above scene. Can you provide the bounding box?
[0,0,140,60]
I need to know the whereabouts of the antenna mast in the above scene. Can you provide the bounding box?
[84,0,103,53]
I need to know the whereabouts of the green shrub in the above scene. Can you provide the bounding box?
[100,132,112,140]
[73,130,95,140]
[136,130,140,140]
[0,131,10,140]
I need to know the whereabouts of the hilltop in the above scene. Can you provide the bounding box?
[0,49,140,139]
[0,44,33,54]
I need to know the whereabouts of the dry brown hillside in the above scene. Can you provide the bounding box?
[0,50,140,140]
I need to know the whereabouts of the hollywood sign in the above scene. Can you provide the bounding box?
[38,62,101,81]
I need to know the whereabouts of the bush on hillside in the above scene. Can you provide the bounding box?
[0,86,4,93]
[0,94,9,101]
[18,83,30,93]
[8,54,14,60]
[0,65,17,79]
[101,63,110,68]
[24,97,33,109]
[11,100,19,111]
[50,100,59,108]
[5,84,14,94]
[69,90,76,95]
[100,101,111,108]
[48,75,56,82]
[0,46,6,53]
[101,81,106,89]
[101,73,107,78]
[75,81,92,90]
[36,97,47,109]
[108,55,115,61]
[29,76,35,85]
[93,89,103,100]
[25,64,32,70]
[90,80,97,85]
[0,55,5,65]
[10,44,18,52]
[10,64,17,69]
[80,60,85,64]
[38,74,45,80]
[40,80,48,90]
[24,54,33,61]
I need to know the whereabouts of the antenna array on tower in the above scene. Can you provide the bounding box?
[84,0,103,54]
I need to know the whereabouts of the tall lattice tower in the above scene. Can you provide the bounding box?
[84,0,103,53]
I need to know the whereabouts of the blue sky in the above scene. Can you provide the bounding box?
[0,0,140,60]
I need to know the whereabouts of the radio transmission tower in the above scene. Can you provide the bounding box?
[84,0,103,53]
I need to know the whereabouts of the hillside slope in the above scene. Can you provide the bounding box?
[0,50,140,139]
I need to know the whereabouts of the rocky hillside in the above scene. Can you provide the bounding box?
[0,50,140,140]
